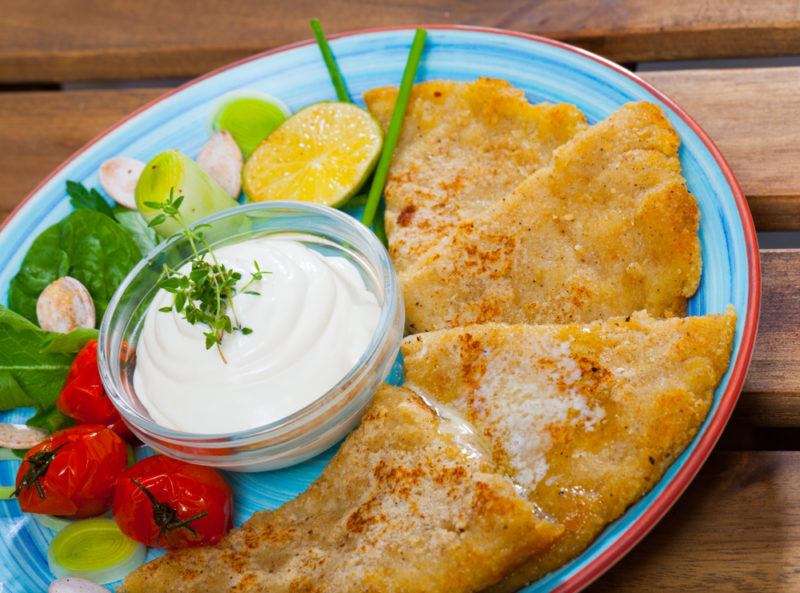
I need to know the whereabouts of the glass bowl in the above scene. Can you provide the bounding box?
[98,201,403,471]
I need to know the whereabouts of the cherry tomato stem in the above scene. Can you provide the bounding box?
[113,456,232,549]
[14,425,127,518]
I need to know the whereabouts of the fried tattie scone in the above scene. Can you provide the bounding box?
[364,78,586,273]
[401,102,702,333]
[402,308,735,591]
[121,385,563,593]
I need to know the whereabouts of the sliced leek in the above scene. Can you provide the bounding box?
[47,518,146,584]
[213,93,290,158]
[135,149,238,237]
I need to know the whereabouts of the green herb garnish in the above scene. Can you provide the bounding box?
[310,18,352,103]
[66,180,117,221]
[361,29,427,228]
[146,190,267,363]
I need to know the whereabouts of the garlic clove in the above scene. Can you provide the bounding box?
[197,131,243,198]
[36,276,96,333]
[99,156,145,210]
[0,423,48,449]
[49,577,109,593]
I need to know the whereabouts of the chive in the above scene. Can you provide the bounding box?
[374,200,388,247]
[310,19,351,103]
[361,29,427,229]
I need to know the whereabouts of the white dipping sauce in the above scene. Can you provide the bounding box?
[133,236,381,434]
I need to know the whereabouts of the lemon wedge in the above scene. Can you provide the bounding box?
[242,102,383,206]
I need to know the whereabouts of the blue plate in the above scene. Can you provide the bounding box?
[0,26,760,593]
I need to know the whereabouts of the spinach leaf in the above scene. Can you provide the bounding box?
[67,182,158,256]
[66,180,117,221]
[8,209,141,324]
[113,205,159,256]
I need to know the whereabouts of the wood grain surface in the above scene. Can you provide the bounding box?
[2,65,800,229]
[740,250,800,428]
[642,68,800,231]
[0,88,161,221]
[2,0,800,82]
[593,451,800,592]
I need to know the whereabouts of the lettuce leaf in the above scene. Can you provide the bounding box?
[41,327,99,354]
[0,306,95,430]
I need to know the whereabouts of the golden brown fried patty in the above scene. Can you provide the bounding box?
[400,102,702,333]
[121,386,562,593]
[364,78,586,273]
[402,308,736,591]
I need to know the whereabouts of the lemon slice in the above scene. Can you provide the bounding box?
[243,102,383,206]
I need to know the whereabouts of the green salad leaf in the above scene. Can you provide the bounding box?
[113,205,159,256]
[8,209,141,324]
[41,327,99,354]
[0,306,94,431]
[0,371,35,410]
[0,305,73,410]
[67,181,157,256]
[67,180,117,221]
[27,406,74,433]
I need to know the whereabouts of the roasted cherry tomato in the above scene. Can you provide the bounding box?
[56,340,134,441]
[113,456,233,549]
[14,424,127,518]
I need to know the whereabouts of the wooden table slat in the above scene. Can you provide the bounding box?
[0,87,161,221]
[642,67,800,231]
[2,0,800,82]
[593,451,800,591]
[740,249,800,428]
[2,65,800,230]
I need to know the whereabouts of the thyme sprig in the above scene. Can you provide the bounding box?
[146,190,268,363]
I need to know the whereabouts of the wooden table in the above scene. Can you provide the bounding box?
[1,1,799,590]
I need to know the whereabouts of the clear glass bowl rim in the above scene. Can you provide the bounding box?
[98,200,401,446]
